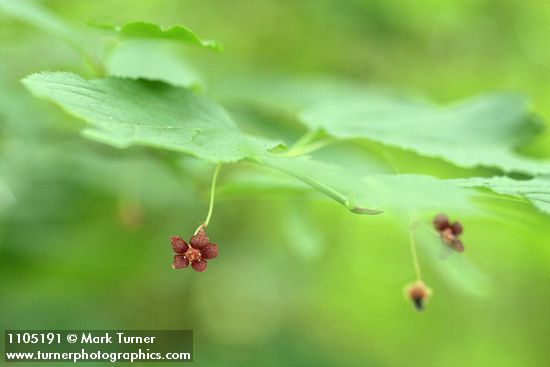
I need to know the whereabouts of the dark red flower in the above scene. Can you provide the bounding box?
[433,213,465,253]
[170,228,218,272]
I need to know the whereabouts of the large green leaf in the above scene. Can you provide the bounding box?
[22,72,278,162]
[299,93,550,174]
[456,176,550,215]
[91,21,222,51]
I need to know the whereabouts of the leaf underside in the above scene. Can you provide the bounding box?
[299,93,550,175]
[455,176,550,215]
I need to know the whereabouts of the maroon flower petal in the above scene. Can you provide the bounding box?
[190,228,210,249]
[171,236,189,254]
[172,255,189,269]
[433,213,450,231]
[191,259,208,272]
[450,221,463,235]
[452,239,465,252]
[201,244,218,259]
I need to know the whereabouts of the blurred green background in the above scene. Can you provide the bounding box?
[1,1,550,366]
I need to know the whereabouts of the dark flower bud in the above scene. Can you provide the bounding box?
[450,221,463,235]
[190,228,210,249]
[201,244,218,259]
[411,293,425,310]
[191,259,208,272]
[172,255,189,269]
[405,281,432,311]
[171,236,189,254]
[433,213,450,231]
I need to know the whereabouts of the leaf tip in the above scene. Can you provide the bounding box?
[349,206,384,215]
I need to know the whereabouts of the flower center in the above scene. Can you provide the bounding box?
[185,247,201,262]
[440,228,456,245]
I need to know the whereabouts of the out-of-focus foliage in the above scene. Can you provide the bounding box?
[1,1,550,367]
[106,41,204,88]
[90,21,222,51]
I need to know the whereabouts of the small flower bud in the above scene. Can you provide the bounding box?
[201,244,218,259]
[191,259,208,272]
[190,228,210,249]
[171,236,189,254]
[433,213,450,231]
[172,255,189,269]
[405,281,432,311]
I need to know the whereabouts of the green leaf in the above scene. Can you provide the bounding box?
[22,72,278,162]
[214,75,548,174]
[91,21,222,51]
[260,154,477,215]
[224,102,307,147]
[299,93,550,174]
[455,176,550,215]
[106,41,204,89]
